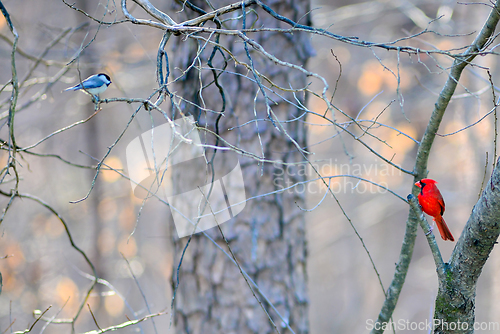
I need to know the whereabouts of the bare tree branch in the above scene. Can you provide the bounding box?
[371,1,500,332]
[434,157,500,332]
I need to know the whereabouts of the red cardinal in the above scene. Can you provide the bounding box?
[415,178,454,241]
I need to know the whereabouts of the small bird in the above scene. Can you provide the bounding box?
[415,178,454,241]
[64,73,111,99]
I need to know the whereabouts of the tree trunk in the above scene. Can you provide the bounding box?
[169,0,313,333]
[433,158,500,333]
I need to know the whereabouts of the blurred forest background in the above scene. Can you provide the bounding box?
[1,0,500,333]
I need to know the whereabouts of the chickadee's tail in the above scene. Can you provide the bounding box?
[64,85,80,92]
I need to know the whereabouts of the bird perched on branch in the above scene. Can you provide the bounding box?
[415,178,454,241]
[64,73,111,100]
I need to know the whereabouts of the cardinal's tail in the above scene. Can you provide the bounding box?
[434,215,454,241]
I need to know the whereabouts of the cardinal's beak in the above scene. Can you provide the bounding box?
[415,181,422,188]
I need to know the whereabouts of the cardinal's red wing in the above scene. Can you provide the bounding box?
[437,193,445,216]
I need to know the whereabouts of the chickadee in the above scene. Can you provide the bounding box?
[64,73,112,97]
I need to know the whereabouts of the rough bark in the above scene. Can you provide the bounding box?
[169,0,312,333]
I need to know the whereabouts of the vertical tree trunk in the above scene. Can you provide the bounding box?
[75,0,106,315]
[169,0,312,332]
